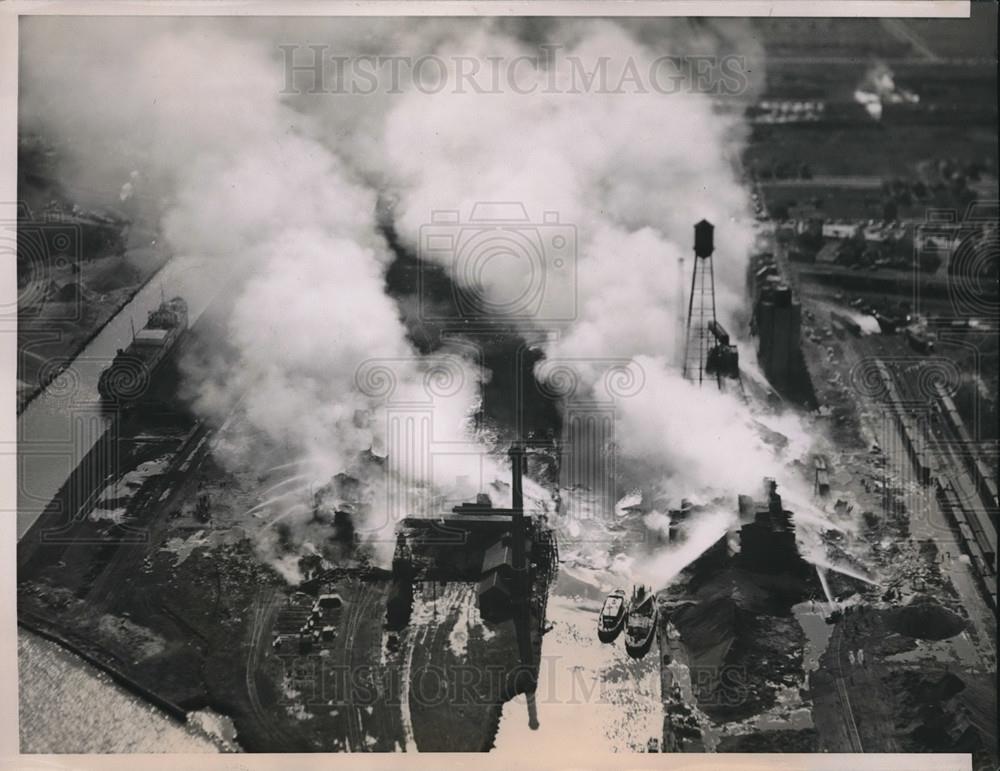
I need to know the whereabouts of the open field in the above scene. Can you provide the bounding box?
[750,18,919,60]
[747,9,996,207]
[752,8,997,63]
[906,6,1000,60]
[747,123,997,181]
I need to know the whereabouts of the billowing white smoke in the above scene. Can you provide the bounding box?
[633,508,735,588]
[614,357,794,496]
[158,141,488,486]
[21,17,812,587]
[383,23,752,346]
[376,23,808,513]
[19,18,503,577]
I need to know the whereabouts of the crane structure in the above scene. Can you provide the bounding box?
[682,219,740,389]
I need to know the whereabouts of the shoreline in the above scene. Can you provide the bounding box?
[18,610,191,724]
[17,255,171,416]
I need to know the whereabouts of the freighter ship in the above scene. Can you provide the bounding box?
[624,584,658,659]
[98,295,188,404]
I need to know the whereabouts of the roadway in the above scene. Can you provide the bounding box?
[879,18,940,62]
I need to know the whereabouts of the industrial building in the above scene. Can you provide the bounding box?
[738,478,809,576]
[748,252,805,396]
[391,444,556,623]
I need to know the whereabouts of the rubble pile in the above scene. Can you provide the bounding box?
[889,669,997,758]
[670,570,808,721]
[885,597,967,641]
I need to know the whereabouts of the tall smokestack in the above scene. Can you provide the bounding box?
[508,442,535,670]
[526,689,539,730]
[508,443,527,577]
[676,255,686,370]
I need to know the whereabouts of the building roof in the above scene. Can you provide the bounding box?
[816,242,841,264]
[410,513,532,528]
[482,534,533,574]
[482,539,515,574]
[477,570,511,599]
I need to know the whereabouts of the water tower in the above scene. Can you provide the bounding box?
[682,220,739,388]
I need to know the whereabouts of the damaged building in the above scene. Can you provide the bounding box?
[738,478,809,577]
[390,444,556,621]
[748,253,810,400]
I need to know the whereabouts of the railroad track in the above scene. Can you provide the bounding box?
[832,624,864,752]
[872,357,997,610]
[325,577,381,751]
[245,587,284,750]
[82,387,249,614]
[414,587,469,705]
[342,580,372,751]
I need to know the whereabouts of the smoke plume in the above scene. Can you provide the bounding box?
[20,16,813,585]
[372,21,807,508]
[20,18,505,576]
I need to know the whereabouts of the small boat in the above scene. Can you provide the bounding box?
[597,589,626,642]
[625,585,658,658]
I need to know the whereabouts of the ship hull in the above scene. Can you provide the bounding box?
[624,601,658,659]
[597,618,624,643]
[624,627,655,658]
[98,298,187,406]
[597,589,626,643]
[97,330,183,405]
